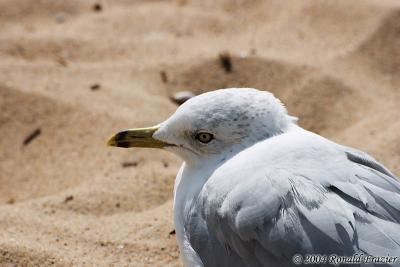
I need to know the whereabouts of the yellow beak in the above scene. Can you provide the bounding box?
[107,126,170,148]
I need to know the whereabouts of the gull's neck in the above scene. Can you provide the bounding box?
[173,159,221,266]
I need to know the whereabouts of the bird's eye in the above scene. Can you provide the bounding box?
[195,132,214,144]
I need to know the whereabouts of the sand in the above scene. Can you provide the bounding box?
[0,0,399,266]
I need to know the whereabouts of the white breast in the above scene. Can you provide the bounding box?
[173,163,206,267]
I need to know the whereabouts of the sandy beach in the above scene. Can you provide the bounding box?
[0,0,399,266]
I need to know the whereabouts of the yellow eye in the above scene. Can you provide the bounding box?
[195,132,214,144]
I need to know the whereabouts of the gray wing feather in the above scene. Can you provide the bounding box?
[189,137,400,267]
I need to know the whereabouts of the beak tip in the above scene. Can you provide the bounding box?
[107,136,117,147]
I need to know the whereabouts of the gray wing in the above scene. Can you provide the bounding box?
[188,138,400,267]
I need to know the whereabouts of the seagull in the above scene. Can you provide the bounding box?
[108,88,400,267]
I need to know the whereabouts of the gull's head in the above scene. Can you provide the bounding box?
[108,88,295,165]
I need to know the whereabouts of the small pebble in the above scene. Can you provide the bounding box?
[7,197,15,204]
[64,195,74,203]
[219,52,232,73]
[171,91,195,105]
[23,128,41,146]
[239,51,248,58]
[93,3,102,12]
[122,161,138,168]
[90,84,101,91]
[56,56,68,67]
[54,13,66,23]
[160,71,168,83]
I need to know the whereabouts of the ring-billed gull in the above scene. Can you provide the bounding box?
[108,88,400,267]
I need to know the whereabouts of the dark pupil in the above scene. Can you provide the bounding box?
[197,133,212,143]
